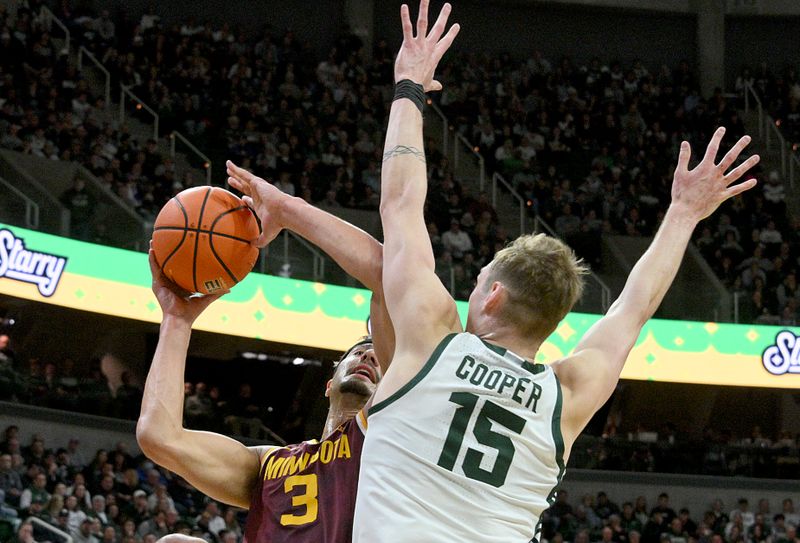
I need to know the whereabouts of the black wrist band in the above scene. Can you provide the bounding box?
[394,79,426,113]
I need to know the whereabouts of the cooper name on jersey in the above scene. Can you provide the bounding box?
[455,355,543,413]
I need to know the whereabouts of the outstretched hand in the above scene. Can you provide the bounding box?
[671,127,760,221]
[226,160,286,248]
[149,249,225,324]
[395,0,460,92]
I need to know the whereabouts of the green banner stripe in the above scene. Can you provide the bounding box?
[2,224,799,357]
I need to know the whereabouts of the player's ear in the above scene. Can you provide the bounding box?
[325,379,333,397]
[484,281,506,314]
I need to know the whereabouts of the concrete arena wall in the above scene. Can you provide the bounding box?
[1,401,140,456]
[725,15,800,84]
[374,0,698,68]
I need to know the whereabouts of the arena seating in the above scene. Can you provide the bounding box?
[2,4,800,542]
[435,52,797,326]
[3,1,797,324]
[1,420,798,543]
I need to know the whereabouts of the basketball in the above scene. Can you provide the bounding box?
[151,186,260,295]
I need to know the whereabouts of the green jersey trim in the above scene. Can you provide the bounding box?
[480,338,547,375]
[479,338,507,357]
[521,360,546,374]
[552,373,565,476]
[369,333,458,417]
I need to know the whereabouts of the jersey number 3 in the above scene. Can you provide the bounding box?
[437,392,526,488]
[280,474,318,526]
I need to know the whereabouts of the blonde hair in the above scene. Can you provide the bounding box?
[488,233,588,339]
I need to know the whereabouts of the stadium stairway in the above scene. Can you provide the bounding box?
[59,32,384,286]
[741,109,800,223]
[425,107,615,314]
[74,50,210,196]
[0,149,148,249]
[602,235,733,322]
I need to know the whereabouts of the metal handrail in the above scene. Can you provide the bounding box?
[26,516,73,543]
[290,231,326,280]
[279,230,326,281]
[428,102,450,157]
[453,133,485,189]
[533,215,612,312]
[170,131,212,185]
[0,175,40,228]
[120,85,159,140]
[78,46,111,106]
[39,6,70,53]
[492,172,527,237]
[743,82,796,188]
[76,165,148,250]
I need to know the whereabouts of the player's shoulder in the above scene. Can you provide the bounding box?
[251,445,284,469]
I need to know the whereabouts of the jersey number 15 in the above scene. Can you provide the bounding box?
[437,392,526,488]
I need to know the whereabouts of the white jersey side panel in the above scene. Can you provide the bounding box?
[353,332,565,543]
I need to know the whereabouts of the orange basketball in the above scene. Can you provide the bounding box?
[151,186,260,295]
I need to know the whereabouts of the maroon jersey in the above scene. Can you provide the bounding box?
[244,412,367,543]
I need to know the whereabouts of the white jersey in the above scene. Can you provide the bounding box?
[354,332,565,543]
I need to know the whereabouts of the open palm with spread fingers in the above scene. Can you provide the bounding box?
[395,0,460,91]
[672,127,760,221]
[226,160,287,248]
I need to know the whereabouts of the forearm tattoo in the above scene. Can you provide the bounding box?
[382,145,426,164]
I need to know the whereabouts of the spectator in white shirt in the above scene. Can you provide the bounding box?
[782,499,799,528]
[731,499,755,531]
[441,219,474,260]
[759,220,782,245]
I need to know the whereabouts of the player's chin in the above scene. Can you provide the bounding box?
[338,376,375,398]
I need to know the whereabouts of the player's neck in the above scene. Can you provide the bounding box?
[476,322,541,361]
[321,393,364,439]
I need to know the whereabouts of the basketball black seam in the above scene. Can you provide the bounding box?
[207,204,254,285]
[208,232,240,285]
[153,226,253,244]
[160,195,190,272]
[193,188,213,292]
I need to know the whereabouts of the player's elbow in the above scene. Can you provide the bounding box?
[379,189,422,219]
[379,198,402,219]
[136,416,179,463]
[135,418,160,458]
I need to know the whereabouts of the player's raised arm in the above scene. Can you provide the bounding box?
[226,161,395,369]
[136,253,269,509]
[554,127,759,445]
[379,1,461,356]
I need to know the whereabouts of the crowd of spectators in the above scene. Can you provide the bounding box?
[571,424,800,480]
[0,425,246,543]
[436,51,800,323]
[0,1,201,242]
[56,1,393,213]
[1,422,798,543]
[539,491,800,543]
[719,63,800,324]
[2,0,799,323]
[4,319,800,481]
[0,0,505,297]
